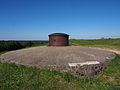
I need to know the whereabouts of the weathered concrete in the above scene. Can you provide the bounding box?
[0,46,116,78]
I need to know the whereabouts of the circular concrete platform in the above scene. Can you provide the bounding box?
[0,46,116,77]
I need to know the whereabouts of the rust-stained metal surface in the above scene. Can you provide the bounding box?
[48,33,69,46]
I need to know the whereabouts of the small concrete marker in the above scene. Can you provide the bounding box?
[68,61,100,67]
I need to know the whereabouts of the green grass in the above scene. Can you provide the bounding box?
[0,38,120,90]
[0,51,8,55]
[70,38,120,50]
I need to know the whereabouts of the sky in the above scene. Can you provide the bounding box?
[0,0,120,40]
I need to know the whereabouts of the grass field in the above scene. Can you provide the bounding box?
[0,39,120,90]
[70,38,120,50]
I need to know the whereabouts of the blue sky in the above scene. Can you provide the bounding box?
[0,0,120,40]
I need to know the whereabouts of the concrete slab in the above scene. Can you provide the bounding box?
[0,46,116,78]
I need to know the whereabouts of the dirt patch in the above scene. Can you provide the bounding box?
[0,46,116,78]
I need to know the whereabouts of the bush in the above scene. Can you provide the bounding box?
[0,41,48,52]
[0,41,24,51]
